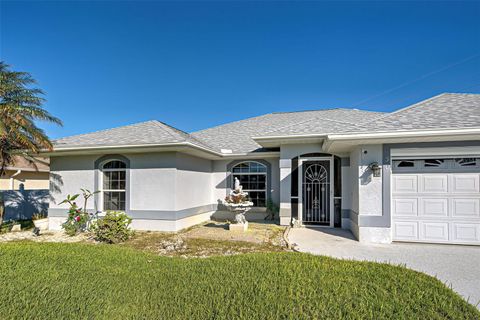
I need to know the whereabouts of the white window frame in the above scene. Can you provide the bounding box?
[100,160,127,212]
[231,161,268,208]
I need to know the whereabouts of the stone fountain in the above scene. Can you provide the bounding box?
[223,177,253,232]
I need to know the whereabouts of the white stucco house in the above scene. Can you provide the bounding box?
[45,93,480,245]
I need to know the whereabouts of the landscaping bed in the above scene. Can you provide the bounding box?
[0,220,287,257]
[122,221,287,257]
[0,242,477,319]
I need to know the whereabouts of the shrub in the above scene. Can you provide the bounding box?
[62,207,89,236]
[32,213,47,220]
[90,211,133,243]
[59,190,99,236]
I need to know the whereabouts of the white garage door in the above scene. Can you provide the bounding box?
[392,158,480,245]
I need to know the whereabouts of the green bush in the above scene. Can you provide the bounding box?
[62,207,89,236]
[90,211,133,243]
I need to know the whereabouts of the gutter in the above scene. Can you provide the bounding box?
[42,142,222,157]
[326,128,480,140]
[252,128,480,146]
[42,142,281,159]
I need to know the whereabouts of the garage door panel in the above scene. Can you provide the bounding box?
[451,199,480,218]
[392,198,417,216]
[392,175,417,193]
[392,159,480,245]
[393,221,418,240]
[420,175,448,193]
[450,174,479,193]
[420,198,448,217]
[451,223,480,242]
[420,222,449,241]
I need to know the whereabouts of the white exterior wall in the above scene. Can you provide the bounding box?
[50,155,97,210]
[347,144,391,244]
[129,152,177,211]
[175,153,213,211]
[49,152,279,231]
[358,144,383,216]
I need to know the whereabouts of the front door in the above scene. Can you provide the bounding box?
[302,160,331,225]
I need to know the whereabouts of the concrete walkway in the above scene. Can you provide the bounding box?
[288,227,480,307]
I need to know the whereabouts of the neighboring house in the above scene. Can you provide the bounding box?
[44,93,480,245]
[0,156,49,191]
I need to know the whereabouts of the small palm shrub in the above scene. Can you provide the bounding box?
[90,211,133,244]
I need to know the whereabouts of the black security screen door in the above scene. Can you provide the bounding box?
[302,160,330,225]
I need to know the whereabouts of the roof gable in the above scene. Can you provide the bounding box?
[354,93,480,133]
[54,120,213,150]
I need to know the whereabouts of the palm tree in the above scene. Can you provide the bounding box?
[0,61,62,223]
[0,61,62,176]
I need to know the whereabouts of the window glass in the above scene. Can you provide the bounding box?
[423,159,445,168]
[102,160,126,211]
[232,161,267,207]
[455,158,477,167]
[103,160,126,169]
[395,160,415,168]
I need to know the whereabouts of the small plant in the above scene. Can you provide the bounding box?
[90,211,133,244]
[59,189,99,236]
[32,213,47,220]
[265,199,279,220]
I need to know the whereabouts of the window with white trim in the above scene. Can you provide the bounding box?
[232,161,267,207]
[102,160,126,211]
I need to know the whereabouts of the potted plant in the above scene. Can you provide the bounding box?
[32,213,49,231]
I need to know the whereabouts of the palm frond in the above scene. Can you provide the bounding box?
[0,61,62,174]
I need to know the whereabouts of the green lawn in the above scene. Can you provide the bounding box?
[0,243,477,319]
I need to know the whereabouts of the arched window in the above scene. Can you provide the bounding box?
[232,161,267,207]
[101,160,127,211]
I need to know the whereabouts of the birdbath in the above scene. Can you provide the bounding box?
[223,178,253,232]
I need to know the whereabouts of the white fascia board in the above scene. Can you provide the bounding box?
[253,128,480,144]
[222,151,280,159]
[327,128,480,141]
[391,146,480,158]
[43,142,222,158]
[43,143,280,160]
[253,135,326,148]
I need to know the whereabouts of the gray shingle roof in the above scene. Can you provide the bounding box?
[53,93,480,154]
[191,109,383,153]
[54,120,214,151]
[354,93,480,133]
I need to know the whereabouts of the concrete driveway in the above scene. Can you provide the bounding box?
[288,227,480,307]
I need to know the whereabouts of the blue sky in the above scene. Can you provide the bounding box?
[1,1,479,139]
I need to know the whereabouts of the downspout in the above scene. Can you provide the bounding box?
[10,170,21,190]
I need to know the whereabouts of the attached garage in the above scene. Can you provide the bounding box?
[391,156,480,245]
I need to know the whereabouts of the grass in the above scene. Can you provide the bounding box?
[0,242,478,319]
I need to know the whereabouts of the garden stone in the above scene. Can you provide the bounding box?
[11,224,21,232]
[229,221,248,232]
